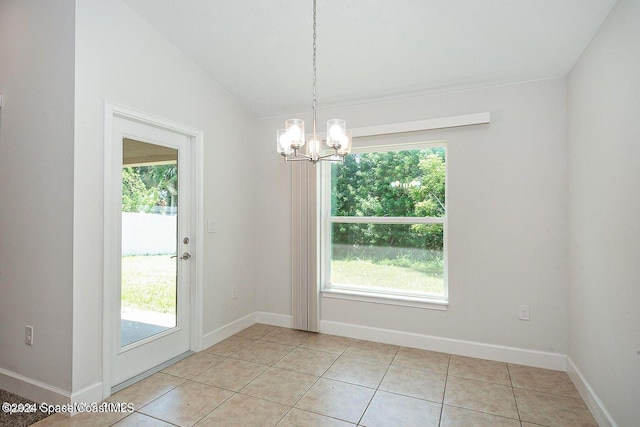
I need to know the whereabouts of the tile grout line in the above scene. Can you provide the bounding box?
[355,344,400,426]
[221,329,489,424]
[194,329,292,421]
[433,354,524,425]
[186,334,283,425]
[507,362,523,425]
[257,331,338,425]
[281,330,324,410]
[284,333,354,424]
[109,411,179,426]
[194,326,288,425]
[441,403,524,422]
[437,354,452,426]
[138,325,589,427]
[120,372,186,415]
[239,329,333,424]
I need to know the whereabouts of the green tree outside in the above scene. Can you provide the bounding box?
[330,147,446,293]
[331,147,445,248]
[122,164,177,213]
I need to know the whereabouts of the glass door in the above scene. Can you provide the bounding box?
[120,139,179,347]
[109,117,191,390]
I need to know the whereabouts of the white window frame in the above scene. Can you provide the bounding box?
[320,141,449,310]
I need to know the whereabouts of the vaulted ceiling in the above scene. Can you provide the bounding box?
[124,0,617,118]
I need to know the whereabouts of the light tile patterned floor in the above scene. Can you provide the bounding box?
[33,324,598,426]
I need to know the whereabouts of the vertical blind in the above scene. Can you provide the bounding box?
[291,161,319,332]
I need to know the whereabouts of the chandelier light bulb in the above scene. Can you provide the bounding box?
[288,125,301,139]
[327,119,346,149]
[329,125,343,139]
[307,138,321,157]
[276,129,293,155]
[285,119,305,148]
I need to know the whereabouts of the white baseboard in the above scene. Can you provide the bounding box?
[199,312,292,352]
[566,357,617,427]
[199,312,292,351]
[200,312,257,350]
[70,381,103,406]
[240,312,565,370]
[320,319,566,371]
[255,312,292,328]
[0,368,70,406]
[0,368,104,417]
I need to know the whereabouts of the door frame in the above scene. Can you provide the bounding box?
[102,100,204,399]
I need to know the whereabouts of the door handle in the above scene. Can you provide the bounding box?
[171,252,191,260]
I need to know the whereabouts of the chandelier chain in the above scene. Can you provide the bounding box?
[312,0,317,139]
[276,0,350,164]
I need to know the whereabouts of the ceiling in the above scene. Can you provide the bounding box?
[124,0,617,118]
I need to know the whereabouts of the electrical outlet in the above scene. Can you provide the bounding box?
[25,326,33,345]
[231,287,237,299]
[518,305,530,321]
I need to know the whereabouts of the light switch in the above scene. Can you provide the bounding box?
[207,220,217,233]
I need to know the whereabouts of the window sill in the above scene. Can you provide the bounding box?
[321,288,448,311]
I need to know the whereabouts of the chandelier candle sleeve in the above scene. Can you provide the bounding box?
[336,131,353,156]
[277,129,293,155]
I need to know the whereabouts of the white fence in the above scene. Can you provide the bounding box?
[122,212,177,256]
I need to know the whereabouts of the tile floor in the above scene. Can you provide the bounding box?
[34,324,598,426]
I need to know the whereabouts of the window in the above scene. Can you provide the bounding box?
[321,142,447,307]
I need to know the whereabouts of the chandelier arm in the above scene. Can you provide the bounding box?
[283,152,344,163]
[316,153,343,161]
[284,156,314,162]
[285,147,312,160]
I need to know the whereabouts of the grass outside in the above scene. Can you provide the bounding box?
[121,255,176,313]
[121,253,444,312]
[331,259,444,295]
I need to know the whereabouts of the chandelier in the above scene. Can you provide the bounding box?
[276,0,352,164]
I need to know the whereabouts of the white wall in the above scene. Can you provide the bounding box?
[0,0,76,397]
[255,78,569,357]
[567,0,640,425]
[73,0,257,396]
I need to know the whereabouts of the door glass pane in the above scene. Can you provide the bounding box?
[121,139,178,348]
